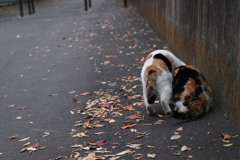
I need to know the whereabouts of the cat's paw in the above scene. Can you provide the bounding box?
[147,107,155,115]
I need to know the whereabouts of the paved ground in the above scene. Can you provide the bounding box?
[0,0,239,160]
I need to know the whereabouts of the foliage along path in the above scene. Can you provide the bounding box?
[0,0,239,160]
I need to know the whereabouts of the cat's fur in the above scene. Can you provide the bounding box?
[141,50,186,115]
[172,65,212,120]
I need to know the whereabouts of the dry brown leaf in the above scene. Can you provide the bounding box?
[120,122,136,129]
[154,120,164,125]
[125,105,134,110]
[72,132,88,138]
[219,133,238,140]
[170,135,181,140]
[42,132,51,137]
[109,156,121,160]
[39,146,46,150]
[174,152,181,156]
[147,154,156,158]
[18,137,30,142]
[94,132,108,135]
[23,142,30,147]
[81,153,105,160]
[176,127,183,131]
[68,90,76,94]
[8,136,16,140]
[79,92,93,96]
[20,147,37,153]
[181,145,188,152]
[8,104,15,108]
[116,149,132,156]
[109,119,116,123]
[221,139,230,143]
[126,144,143,149]
[73,98,81,104]
[223,143,233,147]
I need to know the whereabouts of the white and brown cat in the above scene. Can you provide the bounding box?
[171,65,212,120]
[141,49,186,115]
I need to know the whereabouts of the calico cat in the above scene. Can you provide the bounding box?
[141,50,186,115]
[172,65,212,120]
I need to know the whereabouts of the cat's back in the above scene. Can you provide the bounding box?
[173,65,211,102]
[141,50,172,77]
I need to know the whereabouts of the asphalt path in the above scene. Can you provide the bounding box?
[0,0,239,159]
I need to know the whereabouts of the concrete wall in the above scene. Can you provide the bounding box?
[131,0,240,129]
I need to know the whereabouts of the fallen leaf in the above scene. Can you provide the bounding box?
[154,120,164,125]
[95,140,108,146]
[72,98,80,104]
[157,114,164,118]
[79,92,93,96]
[8,104,15,108]
[147,145,155,148]
[105,55,118,58]
[220,133,232,140]
[130,129,137,132]
[68,91,76,94]
[8,136,16,140]
[120,122,136,129]
[176,127,183,131]
[38,146,46,150]
[18,137,30,142]
[221,139,230,143]
[181,145,188,152]
[171,135,181,140]
[99,103,112,108]
[140,57,145,63]
[42,132,51,137]
[94,132,108,135]
[223,143,233,147]
[174,152,181,156]
[81,153,105,160]
[109,119,116,123]
[129,39,137,44]
[116,150,132,156]
[125,105,134,111]
[23,142,30,147]
[72,132,88,138]
[31,142,40,148]
[70,144,91,150]
[126,144,143,149]
[17,107,28,110]
[147,154,156,158]
[109,156,121,160]
[125,114,140,119]
[20,147,36,153]
[83,119,93,128]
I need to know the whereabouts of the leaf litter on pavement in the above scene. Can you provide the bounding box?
[4,0,239,159]
[62,2,239,159]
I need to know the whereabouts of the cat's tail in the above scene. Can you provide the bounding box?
[172,101,205,120]
[146,69,158,104]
